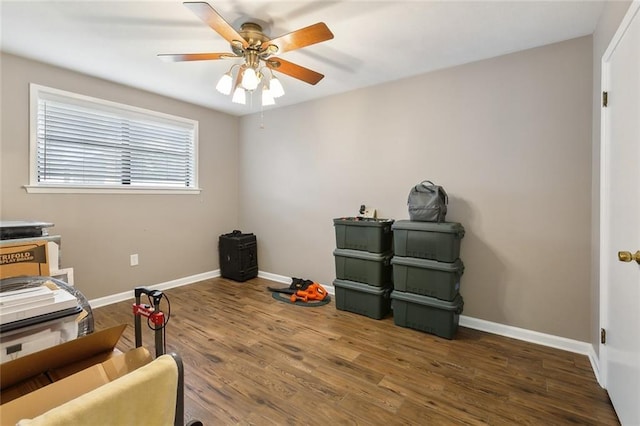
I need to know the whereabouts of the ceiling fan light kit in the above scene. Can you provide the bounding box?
[159,1,334,108]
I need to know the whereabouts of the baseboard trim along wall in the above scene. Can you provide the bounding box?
[88,269,600,384]
[257,271,295,286]
[88,270,220,308]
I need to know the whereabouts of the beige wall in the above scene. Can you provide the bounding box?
[590,0,632,355]
[0,53,239,300]
[1,26,620,344]
[239,36,593,342]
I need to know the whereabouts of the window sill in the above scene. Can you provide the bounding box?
[23,185,202,195]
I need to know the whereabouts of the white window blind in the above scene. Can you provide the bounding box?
[29,84,199,193]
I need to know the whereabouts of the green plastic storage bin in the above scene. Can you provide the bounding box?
[392,220,465,262]
[333,249,392,286]
[334,279,392,319]
[391,291,464,339]
[333,217,394,253]
[391,257,464,301]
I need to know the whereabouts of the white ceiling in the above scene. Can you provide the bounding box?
[1,0,605,116]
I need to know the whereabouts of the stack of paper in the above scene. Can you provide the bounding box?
[0,286,78,325]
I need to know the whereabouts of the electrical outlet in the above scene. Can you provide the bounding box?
[130,254,139,266]
[363,207,376,218]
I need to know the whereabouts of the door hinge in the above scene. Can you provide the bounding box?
[602,91,608,107]
[601,328,606,344]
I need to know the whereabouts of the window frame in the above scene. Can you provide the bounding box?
[26,84,201,194]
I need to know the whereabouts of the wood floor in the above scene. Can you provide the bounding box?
[93,277,619,425]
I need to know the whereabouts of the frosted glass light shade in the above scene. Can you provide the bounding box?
[241,68,259,91]
[215,73,233,95]
[262,87,275,106]
[269,77,285,98]
[232,87,246,104]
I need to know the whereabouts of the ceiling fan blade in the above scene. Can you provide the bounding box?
[266,22,333,55]
[183,1,248,48]
[158,53,238,62]
[266,57,324,85]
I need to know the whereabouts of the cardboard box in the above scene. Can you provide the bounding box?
[0,324,152,424]
[0,240,50,279]
[0,324,126,394]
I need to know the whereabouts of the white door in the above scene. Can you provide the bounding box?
[600,2,640,424]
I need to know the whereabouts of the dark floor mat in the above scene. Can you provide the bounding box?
[271,291,331,307]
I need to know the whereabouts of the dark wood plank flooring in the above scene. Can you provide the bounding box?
[93,277,619,425]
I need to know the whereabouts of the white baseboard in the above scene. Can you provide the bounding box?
[458,316,593,355]
[88,270,220,308]
[88,269,600,381]
[588,345,603,386]
[256,271,291,285]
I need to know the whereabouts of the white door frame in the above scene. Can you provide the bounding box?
[598,0,640,389]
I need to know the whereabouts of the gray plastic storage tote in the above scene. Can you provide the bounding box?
[333,249,392,286]
[391,291,464,339]
[391,257,464,301]
[392,220,464,263]
[333,217,394,253]
[334,279,392,320]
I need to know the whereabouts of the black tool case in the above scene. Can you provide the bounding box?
[218,230,258,282]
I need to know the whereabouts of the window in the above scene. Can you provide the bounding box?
[27,84,199,194]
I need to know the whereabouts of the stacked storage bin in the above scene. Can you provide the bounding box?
[332,218,394,319]
[390,220,465,339]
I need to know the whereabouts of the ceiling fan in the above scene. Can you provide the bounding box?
[158,1,334,105]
